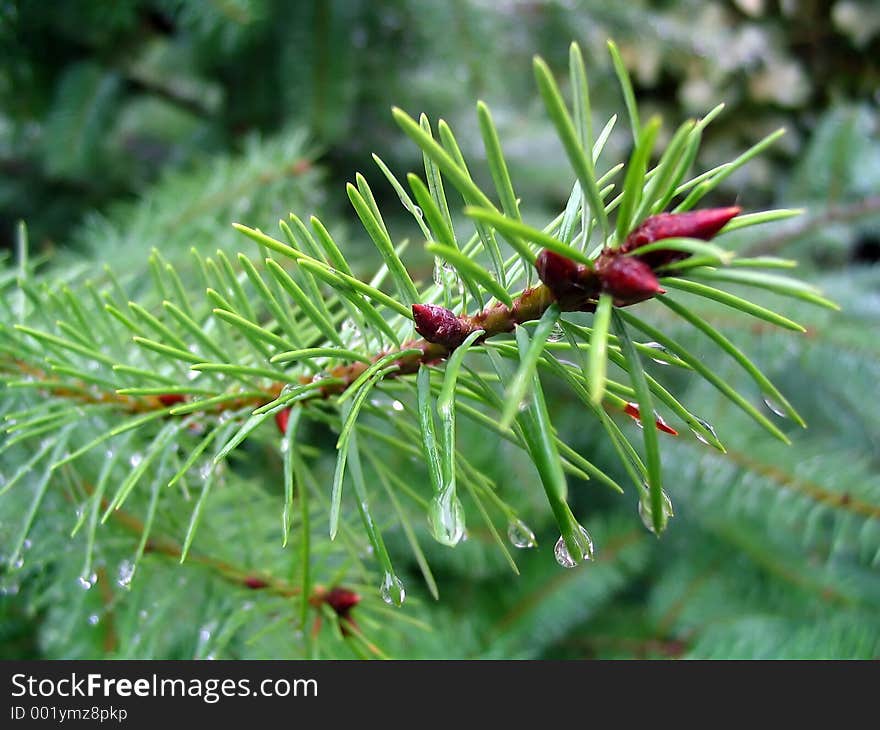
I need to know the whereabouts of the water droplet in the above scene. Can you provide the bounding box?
[78,572,97,590]
[88,613,100,626]
[428,486,466,546]
[0,582,20,596]
[138,609,149,621]
[507,519,537,549]
[129,452,143,468]
[433,259,458,289]
[198,623,214,644]
[11,555,24,570]
[690,418,718,446]
[642,341,670,365]
[547,323,565,344]
[762,395,787,418]
[379,572,406,607]
[638,490,675,535]
[198,461,213,481]
[630,404,645,430]
[22,539,31,551]
[625,403,678,435]
[391,400,404,412]
[554,525,595,568]
[117,560,135,589]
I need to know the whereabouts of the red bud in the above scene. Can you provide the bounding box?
[325,587,361,615]
[624,207,741,267]
[275,408,291,435]
[243,576,269,589]
[536,249,580,291]
[325,587,361,636]
[535,249,600,310]
[599,256,664,304]
[412,303,473,349]
[157,393,185,406]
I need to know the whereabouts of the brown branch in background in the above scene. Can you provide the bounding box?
[67,481,364,643]
[743,195,880,256]
[95,567,118,654]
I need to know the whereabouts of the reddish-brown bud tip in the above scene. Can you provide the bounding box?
[275,408,291,435]
[623,207,741,268]
[536,249,580,290]
[244,576,269,589]
[157,393,185,407]
[600,256,664,304]
[325,587,361,616]
[412,303,472,349]
[626,207,741,248]
[535,249,601,310]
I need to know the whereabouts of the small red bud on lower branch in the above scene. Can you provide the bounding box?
[157,393,186,407]
[275,408,291,435]
[325,587,361,637]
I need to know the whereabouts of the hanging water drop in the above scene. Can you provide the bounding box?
[379,572,406,607]
[88,614,100,626]
[624,402,678,435]
[690,417,718,447]
[638,490,675,535]
[547,323,565,344]
[77,572,97,590]
[642,341,670,365]
[554,524,595,568]
[507,519,537,549]
[198,460,213,481]
[391,400,404,413]
[433,261,445,288]
[117,560,135,589]
[762,394,787,418]
[129,452,143,468]
[428,486,466,547]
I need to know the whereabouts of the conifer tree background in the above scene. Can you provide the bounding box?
[1,1,879,659]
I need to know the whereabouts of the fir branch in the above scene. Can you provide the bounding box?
[1,40,840,620]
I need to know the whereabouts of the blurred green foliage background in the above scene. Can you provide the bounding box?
[1,0,879,659]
